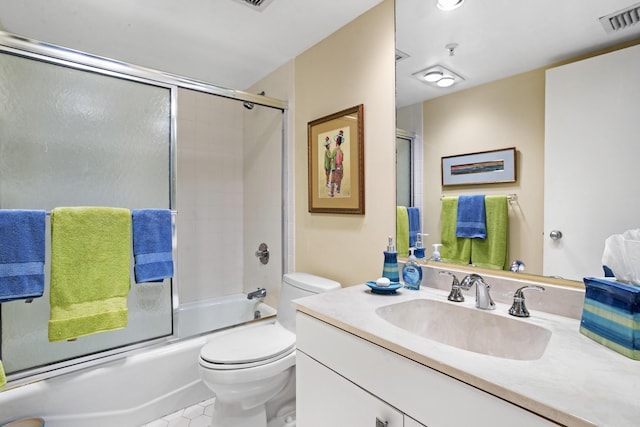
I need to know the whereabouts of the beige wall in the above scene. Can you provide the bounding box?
[293,0,396,286]
[422,70,546,274]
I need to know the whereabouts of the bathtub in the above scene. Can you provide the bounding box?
[0,294,276,427]
[175,293,276,338]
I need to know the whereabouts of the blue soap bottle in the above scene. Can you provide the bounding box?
[402,247,422,290]
[414,233,428,259]
[382,236,400,283]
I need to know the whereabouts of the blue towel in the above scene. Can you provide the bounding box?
[0,210,46,302]
[456,195,487,239]
[132,209,174,283]
[407,207,421,248]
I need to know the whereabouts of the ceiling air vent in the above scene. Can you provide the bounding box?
[396,49,410,62]
[232,0,275,11]
[599,3,640,33]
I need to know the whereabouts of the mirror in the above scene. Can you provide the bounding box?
[395,0,640,284]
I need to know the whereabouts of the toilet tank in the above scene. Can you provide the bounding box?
[277,272,341,332]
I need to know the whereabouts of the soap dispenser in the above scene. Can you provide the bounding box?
[382,236,400,283]
[402,247,422,290]
[431,243,442,262]
[414,233,428,259]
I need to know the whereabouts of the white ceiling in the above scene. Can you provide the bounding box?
[0,0,383,91]
[1,0,639,107]
[396,0,640,107]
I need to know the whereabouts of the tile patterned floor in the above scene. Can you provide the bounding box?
[140,398,215,427]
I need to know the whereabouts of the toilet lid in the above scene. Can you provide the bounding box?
[200,324,296,365]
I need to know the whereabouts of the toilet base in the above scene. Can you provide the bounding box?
[211,400,267,427]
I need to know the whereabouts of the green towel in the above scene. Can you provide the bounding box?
[0,360,6,389]
[49,207,132,342]
[396,206,409,257]
[471,196,509,270]
[440,197,471,265]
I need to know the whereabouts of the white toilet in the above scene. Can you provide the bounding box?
[198,272,341,427]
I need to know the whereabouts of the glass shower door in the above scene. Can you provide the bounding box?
[0,50,173,375]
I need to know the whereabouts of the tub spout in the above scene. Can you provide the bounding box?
[247,288,267,300]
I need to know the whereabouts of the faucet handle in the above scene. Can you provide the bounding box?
[440,271,464,302]
[508,285,545,317]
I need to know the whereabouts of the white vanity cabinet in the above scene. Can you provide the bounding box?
[297,352,406,426]
[298,351,426,427]
[296,312,559,427]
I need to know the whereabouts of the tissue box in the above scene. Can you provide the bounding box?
[580,277,640,360]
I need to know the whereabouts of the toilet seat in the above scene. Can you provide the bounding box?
[200,323,295,370]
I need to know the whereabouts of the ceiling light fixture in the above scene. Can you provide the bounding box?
[436,76,456,87]
[412,65,464,88]
[437,0,464,11]
[423,70,443,82]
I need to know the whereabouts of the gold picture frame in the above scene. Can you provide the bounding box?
[307,104,365,214]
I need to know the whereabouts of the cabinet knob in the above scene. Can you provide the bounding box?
[376,417,388,427]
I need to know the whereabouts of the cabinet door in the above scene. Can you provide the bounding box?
[297,352,403,427]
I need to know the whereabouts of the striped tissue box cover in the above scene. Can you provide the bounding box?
[580,277,640,360]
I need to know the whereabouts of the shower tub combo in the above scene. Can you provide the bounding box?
[0,294,276,427]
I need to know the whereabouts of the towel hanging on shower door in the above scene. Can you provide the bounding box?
[48,207,131,342]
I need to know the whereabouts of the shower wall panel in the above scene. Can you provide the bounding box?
[176,89,244,303]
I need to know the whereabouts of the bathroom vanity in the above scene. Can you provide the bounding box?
[294,268,640,427]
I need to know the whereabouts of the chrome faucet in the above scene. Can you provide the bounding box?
[460,274,495,310]
[508,285,545,317]
[440,271,464,302]
[247,287,267,300]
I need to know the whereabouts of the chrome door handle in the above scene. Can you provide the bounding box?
[549,230,563,240]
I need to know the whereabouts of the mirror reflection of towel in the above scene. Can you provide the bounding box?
[456,195,486,239]
[440,197,471,265]
[471,196,508,270]
[407,207,421,248]
[396,206,409,257]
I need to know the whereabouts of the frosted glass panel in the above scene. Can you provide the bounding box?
[0,52,173,374]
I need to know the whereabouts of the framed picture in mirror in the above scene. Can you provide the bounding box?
[307,104,365,214]
[442,147,517,186]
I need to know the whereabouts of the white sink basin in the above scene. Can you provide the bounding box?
[375,298,551,360]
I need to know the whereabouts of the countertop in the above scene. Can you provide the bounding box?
[295,283,640,427]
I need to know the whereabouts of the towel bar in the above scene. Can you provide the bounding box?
[441,194,517,204]
[43,210,178,216]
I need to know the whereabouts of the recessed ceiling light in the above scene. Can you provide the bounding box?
[424,71,443,82]
[412,65,464,88]
[436,76,455,87]
[437,0,464,11]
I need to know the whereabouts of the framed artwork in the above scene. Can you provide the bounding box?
[307,104,365,214]
[441,147,517,186]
